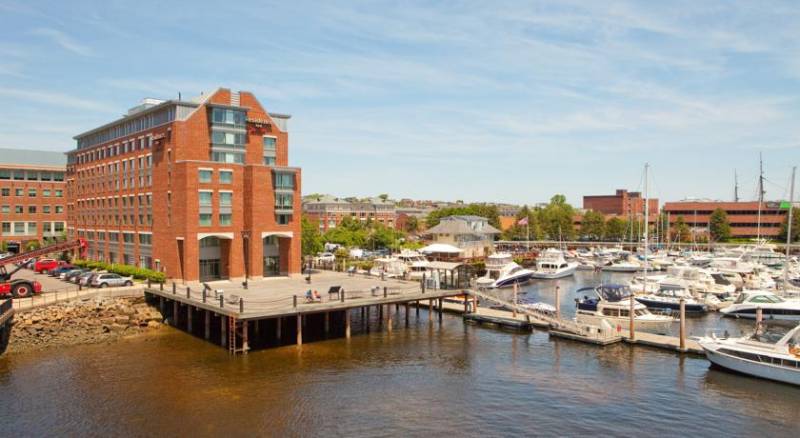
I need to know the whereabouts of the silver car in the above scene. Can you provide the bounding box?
[91,273,134,288]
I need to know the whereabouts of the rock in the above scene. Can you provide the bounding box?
[147,321,161,329]
[114,316,130,324]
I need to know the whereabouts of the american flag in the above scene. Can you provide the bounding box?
[518,217,528,226]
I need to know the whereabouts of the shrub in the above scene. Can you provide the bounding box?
[72,259,166,283]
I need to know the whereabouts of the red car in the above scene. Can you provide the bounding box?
[33,258,60,274]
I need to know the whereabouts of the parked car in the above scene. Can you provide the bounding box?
[63,269,88,281]
[49,264,75,277]
[34,258,60,274]
[91,273,134,288]
[315,252,336,263]
[73,271,95,285]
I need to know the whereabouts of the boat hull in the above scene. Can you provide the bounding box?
[702,344,800,386]
[635,297,707,313]
[576,313,673,334]
[531,266,577,279]
[493,274,534,288]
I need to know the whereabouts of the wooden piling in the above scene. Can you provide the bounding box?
[555,286,561,320]
[416,300,420,317]
[187,305,193,333]
[173,300,179,327]
[679,298,686,352]
[221,315,227,348]
[242,321,249,353]
[276,317,282,341]
[405,302,410,326]
[428,299,434,322]
[324,312,330,335]
[204,310,210,340]
[438,298,443,322]
[345,310,351,339]
[296,314,303,345]
[387,304,392,332]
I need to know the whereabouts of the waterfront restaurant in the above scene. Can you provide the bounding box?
[67,88,302,282]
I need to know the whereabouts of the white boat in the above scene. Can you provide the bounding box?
[720,290,800,322]
[698,323,800,386]
[635,286,709,313]
[710,257,757,275]
[521,302,556,316]
[476,253,534,289]
[531,248,578,279]
[395,250,430,280]
[369,257,406,278]
[602,259,643,273]
[575,284,674,334]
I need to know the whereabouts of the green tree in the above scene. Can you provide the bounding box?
[24,240,41,251]
[709,208,732,242]
[425,204,501,229]
[580,210,606,240]
[301,215,323,256]
[605,217,626,241]
[502,205,543,241]
[779,207,800,243]
[404,216,419,233]
[673,216,691,242]
[378,193,389,202]
[539,194,576,240]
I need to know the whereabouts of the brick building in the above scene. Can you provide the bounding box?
[662,200,788,239]
[0,148,68,252]
[67,88,301,282]
[303,195,395,232]
[583,189,659,218]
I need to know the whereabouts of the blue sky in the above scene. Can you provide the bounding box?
[1,0,798,206]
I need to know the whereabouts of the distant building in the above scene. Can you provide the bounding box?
[583,189,659,218]
[303,195,395,232]
[662,200,788,239]
[0,148,68,250]
[423,215,500,258]
[395,206,432,232]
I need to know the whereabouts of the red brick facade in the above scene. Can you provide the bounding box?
[0,164,67,247]
[662,201,787,238]
[584,189,659,218]
[67,88,301,281]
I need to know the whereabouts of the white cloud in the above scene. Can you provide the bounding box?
[0,87,114,112]
[30,27,93,56]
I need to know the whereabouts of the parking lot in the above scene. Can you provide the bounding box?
[11,268,80,294]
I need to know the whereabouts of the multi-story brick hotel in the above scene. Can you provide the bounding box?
[0,148,68,251]
[67,88,301,282]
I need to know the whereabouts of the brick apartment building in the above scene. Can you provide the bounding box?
[662,200,788,239]
[67,88,301,282]
[303,195,395,232]
[0,148,68,252]
[583,189,659,219]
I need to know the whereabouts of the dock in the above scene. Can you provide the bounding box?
[0,299,13,354]
[143,271,462,354]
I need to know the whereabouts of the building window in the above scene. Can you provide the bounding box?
[275,193,293,209]
[14,206,22,214]
[199,213,212,226]
[26,171,38,181]
[219,213,232,226]
[12,170,24,180]
[1,188,9,196]
[211,151,244,164]
[28,206,36,214]
[15,188,23,196]
[54,222,64,232]
[1,205,8,214]
[28,188,36,197]
[0,170,9,180]
[138,234,152,245]
[43,206,50,214]
[55,205,64,213]
[273,172,294,189]
[27,222,36,234]
[211,108,246,126]
[276,214,292,225]
[43,189,51,197]
[199,191,213,206]
[219,170,233,184]
[14,223,24,234]
[123,233,135,244]
[1,222,10,234]
[219,191,232,207]
[53,172,64,182]
[263,136,276,165]
[211,130,246,147]
[55,189,63,197]
[199,169,213,183]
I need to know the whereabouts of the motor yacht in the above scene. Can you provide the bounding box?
[476,253,534,289]
[531,248,578,279]
[369,257,406,278]
[720,290,800,322]
[698,323,800,386]
[575,284,674,334]
[602,259,643,273]
[710,257,756,275]
[395,250,430,280]
[635,285,708,313]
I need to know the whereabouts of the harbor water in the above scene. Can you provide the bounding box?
[1,272,798,436]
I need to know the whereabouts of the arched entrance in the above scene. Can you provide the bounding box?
[199,235,230,281]
[261,231,292,277]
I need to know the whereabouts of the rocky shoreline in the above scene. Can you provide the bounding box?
[8,296,164,354]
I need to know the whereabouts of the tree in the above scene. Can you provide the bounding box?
[404,216,419,233]
[378,193,389,202]
[502,205,542,241]
[580,210,606,240]
[539,194,576,240]
[605,217,626,241]
[779,207,800,243]
[425,204,501,229]
[673,216,691,242]
[24,240,41,251]
[301,215,323,257]
[709,208,731,242]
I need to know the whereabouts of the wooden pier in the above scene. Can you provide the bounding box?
[0,299,13,355]
[143,271,462,354]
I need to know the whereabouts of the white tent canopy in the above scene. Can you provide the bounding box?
[420,243,463,254]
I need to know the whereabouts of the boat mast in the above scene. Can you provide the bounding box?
[784,166,796,291]
[643,163,649,290]
[757,153,765,241]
